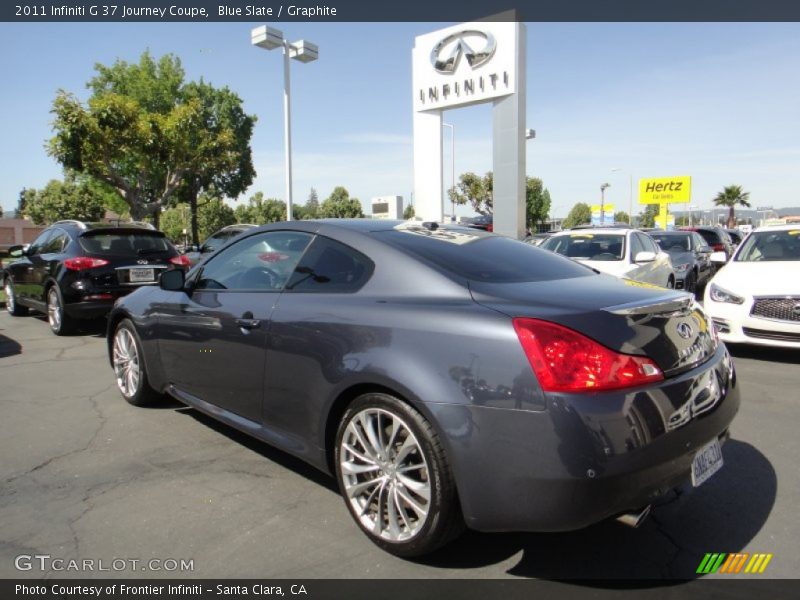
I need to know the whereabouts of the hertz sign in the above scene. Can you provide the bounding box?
[639,176,692,205]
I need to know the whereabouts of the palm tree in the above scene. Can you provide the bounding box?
[713,185,751,228]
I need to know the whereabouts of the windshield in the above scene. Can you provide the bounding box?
[735,230,800,262]
[202,230,241,253]
[542,233,625,261]
[651,233,692,252]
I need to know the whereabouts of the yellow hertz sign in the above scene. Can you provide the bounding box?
[639,176,692,204]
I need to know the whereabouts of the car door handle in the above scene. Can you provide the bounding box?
[236,318,261,329]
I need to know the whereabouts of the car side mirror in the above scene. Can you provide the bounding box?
[188,244,199,253]
[709,251,728,264]
[160,268,186,291]
[8,245,25,258]
[634,251,656,263]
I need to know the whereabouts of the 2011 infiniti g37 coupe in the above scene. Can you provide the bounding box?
[107,220,739,557]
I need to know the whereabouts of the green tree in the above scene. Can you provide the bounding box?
[525,178,551,229]
[562,203,592,229]
[304,187,319,219]
[449,171,493,215]
[614,211,630,224]
[403,203,416,219]
[319,186,364,218]
[639,204,660,228]
[235,191,287,224]
[17,188,36,218]
[675,215,690,227]
[713,185,751,228]
[198,198,236,240]
[160,203,190,242]
[24,174,107,225]
[47,51,256,232]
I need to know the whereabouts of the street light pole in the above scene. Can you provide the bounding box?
[600,182,610,225]
[282,42,293,221]
[442,122,455,222]
[251,25,318,222]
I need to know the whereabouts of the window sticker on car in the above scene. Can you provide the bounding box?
[570,234,593,238]
[788,230,799,236]
[393,227,480,246]
[259,252,290,263]
[622,279,662,289]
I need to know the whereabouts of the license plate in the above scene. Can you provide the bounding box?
[128,268,155,283]
[691,438,724,487]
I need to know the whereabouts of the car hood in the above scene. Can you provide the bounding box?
[712,261,800,296]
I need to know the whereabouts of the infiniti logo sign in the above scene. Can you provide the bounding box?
[793,303,800,316]
[431,30,497,74]
[677,322,694,339]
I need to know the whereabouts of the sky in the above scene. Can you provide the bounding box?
[0,21,799,218]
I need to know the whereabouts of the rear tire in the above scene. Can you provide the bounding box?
[4,279,28,316]
[334,393,464,557]
[112,319,161,406]
[47,286,74,335]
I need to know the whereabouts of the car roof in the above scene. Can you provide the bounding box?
[753,224,800,232]
[551,228,630,236]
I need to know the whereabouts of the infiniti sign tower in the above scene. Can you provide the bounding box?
[412,20,527,238]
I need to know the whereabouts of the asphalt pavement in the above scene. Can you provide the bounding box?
[1,309,798,581]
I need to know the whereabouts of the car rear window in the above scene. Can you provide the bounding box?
[79,231,172,256]
[542,233,625,261]
[651,233,692,252]
[695,230,722,245]
[378,228,593,283]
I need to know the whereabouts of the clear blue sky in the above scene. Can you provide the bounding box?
[1,22,798,217]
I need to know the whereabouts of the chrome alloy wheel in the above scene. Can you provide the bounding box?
[340,408,431,542]
[5,281,14,313]
[113,328,141,398]
[47,288,62,331]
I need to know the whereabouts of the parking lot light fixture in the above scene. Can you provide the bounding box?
[251,25,319,222]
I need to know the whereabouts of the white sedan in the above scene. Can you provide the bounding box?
[541,228,675,288]
[704,225,800,348]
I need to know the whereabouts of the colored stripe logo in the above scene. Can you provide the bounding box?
[697,553,773,574]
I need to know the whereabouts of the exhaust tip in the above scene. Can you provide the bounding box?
[616,505,651,528]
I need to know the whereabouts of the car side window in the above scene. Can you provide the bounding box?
[195,231,313,292]
[42,229,68,254]
[286,236,374,293]
[640,233,659,254]
[693,234,709,252]
[629,233,645,261]
[27,230,53,256]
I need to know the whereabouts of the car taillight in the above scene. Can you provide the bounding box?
[712,243,724,252]
[487,224,493,232]
[170,255,191,267]
[64,257,110,271]
[512,318,664,393]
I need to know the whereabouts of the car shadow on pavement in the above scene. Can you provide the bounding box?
[418,439,776,583]
[0,332,22,358]
[726,343,800,365]
[175,406,340,494]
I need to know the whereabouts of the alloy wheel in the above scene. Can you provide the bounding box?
[339,408,431,542]
[5,281,14,313]
[113,328,141,398]
[47,288,62,331]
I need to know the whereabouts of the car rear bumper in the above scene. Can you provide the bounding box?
[428,344,739,532]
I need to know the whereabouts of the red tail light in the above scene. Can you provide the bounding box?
[170,255,191,267]
[487,224,494,232]
[513,318,664,393]
[64,257,109,271]
[712,243,724,252]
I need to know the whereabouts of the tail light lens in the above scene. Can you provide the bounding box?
[487,224,494,232]
[513,318,664,393]
[169,255,191,267]
[712,243,724,252]
[64,257,109,271]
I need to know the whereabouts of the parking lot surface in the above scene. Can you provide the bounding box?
[1,310,798,580]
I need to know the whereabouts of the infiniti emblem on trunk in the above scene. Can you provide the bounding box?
[677,322,694,339]
[137,259,148,265]
[793,303,800,316]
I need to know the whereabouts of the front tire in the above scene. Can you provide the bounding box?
[112,319,160,406]
[684,270,697,294]
[4,279,28,316]
[334,393,463,557]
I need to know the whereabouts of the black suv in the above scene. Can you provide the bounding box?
[3,220,189,335]
[679,226,736,261]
